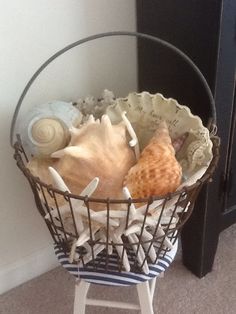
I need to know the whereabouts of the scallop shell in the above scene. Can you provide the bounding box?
[124,121,182,198]
[106,92,213,178]
[20,101,82,157]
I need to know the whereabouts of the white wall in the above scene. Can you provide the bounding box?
[0,0,136,294]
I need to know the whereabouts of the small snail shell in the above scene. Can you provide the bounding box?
[29,118,70,156]
[19,101,82,157]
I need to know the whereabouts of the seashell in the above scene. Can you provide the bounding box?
[106,91,213,178]
[172,132,188,153]
[178,166,208,189]
[29,118,70,156]
[101,89,115,104]
[75,89,115,120]
[93,89,115,118]
[26,157,68,207]
[20,101,82,157]
[27,157,56,184]
[76,95,96,117]
[50,114,136,210]
[123,121,182,198]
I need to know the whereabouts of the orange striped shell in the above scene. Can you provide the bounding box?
[123,121,182,198]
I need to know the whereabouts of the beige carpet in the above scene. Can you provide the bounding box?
[1,224,236,314]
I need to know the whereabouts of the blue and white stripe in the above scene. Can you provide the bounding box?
[54,240,178,286]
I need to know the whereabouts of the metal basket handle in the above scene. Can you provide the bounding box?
[10,31,217,147]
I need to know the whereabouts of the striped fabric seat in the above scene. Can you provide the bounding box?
[54,240,178,287]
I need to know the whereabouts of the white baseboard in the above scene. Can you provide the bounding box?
[0,245,59,295]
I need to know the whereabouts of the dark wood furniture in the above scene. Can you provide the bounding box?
[136,0,236,277]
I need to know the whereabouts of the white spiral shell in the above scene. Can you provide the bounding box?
[20,101,82,157]
[29,118,69,156]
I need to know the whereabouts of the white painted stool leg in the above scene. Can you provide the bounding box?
[73,280,90,314]
[137,281,154,314]
[149,277,157,301]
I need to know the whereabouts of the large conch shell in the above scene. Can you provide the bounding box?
[106,92,213,178]
[124,121,182,198]
[52,115,136,209]
[20,101,82,157]
[27,114,136,210]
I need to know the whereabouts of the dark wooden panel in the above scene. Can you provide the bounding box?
[225,84,236,210]
[182,0,236,275]
[137,0,236,277]
[137,0,222,125]
[213,0,236,218]
[137,0,222,88]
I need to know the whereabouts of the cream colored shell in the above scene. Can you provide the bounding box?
[20,101,82,157]
[29,118,70,156]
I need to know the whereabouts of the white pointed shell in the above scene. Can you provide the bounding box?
[106,91,213,178]
[20,101,82,156]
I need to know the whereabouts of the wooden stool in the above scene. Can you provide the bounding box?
[55,240,178,314]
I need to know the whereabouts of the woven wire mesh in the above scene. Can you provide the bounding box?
[13,135,220,274]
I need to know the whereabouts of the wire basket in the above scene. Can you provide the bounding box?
[11,32,220,274]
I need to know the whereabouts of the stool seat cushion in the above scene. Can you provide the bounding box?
[54,240,178,286]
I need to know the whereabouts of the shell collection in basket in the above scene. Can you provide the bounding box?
[21,90,214,274]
